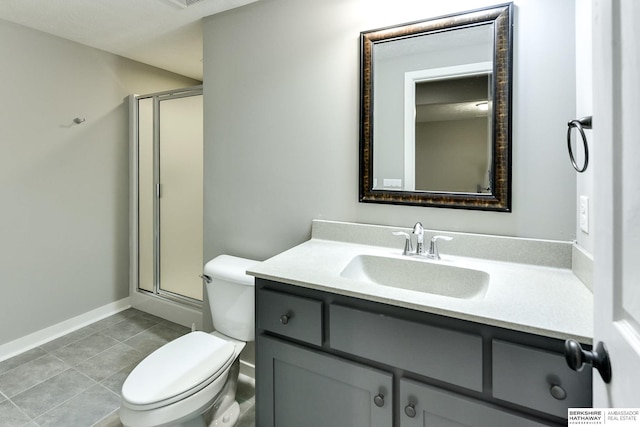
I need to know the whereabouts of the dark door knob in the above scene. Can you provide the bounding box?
[564,340,612,383]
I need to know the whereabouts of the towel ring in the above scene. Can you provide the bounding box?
[567,116,591,173]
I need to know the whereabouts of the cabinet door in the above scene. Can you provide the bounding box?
[257,335,392,427]
[400,378,553,427]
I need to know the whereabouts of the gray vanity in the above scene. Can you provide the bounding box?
[248,220,593,427]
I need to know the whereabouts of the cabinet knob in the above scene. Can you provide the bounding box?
[404,403,417,418]
[564,340,612,384]
[280,314,290,325]
[549,384,567,400]
[373,393,385,407]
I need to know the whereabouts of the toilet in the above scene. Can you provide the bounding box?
[119,255,259,427]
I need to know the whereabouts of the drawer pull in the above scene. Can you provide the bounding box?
[549,384,567,400]
[280,314,290,325]
[404,403,417,418]
[373,393,385,407]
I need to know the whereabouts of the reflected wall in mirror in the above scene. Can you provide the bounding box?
[360,3,513,211]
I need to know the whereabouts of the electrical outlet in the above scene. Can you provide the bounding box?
[580,195,589,234]
[383,178,402,188]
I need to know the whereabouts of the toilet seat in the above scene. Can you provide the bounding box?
[121,331,235,411]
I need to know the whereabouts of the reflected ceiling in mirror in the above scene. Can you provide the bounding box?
[359,3,513,211]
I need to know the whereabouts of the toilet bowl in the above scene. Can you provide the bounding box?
[119,255,258,427]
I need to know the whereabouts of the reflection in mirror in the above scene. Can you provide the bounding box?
[360,4,513,211]
[413,71,492,193]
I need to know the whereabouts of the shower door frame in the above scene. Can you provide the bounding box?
[129,86,204,328]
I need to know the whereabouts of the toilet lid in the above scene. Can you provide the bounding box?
[122,331,235,407]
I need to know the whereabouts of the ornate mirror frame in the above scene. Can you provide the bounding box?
[359,3,513,211]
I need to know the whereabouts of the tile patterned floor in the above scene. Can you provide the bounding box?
[0,309,256,427]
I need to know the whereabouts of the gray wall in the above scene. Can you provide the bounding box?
[202,0,577,266]
[575,2,594,255]
[0,19,199,346]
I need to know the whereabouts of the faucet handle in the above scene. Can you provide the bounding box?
[412,222,424,239]
[428,235,452,260]
[392,231,413,256]
[412,222,425,254]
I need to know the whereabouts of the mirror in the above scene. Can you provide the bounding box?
[359,3,513,211]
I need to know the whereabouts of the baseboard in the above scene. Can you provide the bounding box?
[0,298,131,362]
[572,243,594,292]
[240,359,255,379]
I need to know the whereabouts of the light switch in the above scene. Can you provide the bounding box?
[579,195,589,234]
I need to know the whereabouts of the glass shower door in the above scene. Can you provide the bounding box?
[158,94,203,301]
[135,87,203,305]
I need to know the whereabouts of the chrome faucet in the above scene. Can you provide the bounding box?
[393,223,453,259]
[426,235,453,260]
[391,223,423,256]
[412,222,425,255]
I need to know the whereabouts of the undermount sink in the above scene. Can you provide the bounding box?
[340,254,489,299]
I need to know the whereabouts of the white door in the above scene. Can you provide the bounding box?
[592,0,640,406]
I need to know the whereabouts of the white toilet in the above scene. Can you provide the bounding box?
[119,255,259,427]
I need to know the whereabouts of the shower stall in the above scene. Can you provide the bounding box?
[129,86,204,327]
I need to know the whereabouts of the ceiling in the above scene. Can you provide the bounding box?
[0,0,260,81]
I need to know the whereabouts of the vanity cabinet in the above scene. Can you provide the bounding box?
[256,279,592,427]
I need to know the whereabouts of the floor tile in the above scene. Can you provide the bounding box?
[11,369,96,419]
[51,333,119,365]
[237,406,256,427]
[39,326,97,353]
[34,384,120,427]
[161,318,191,332]
[0,400,31,427]
[89,310,140,332]
[122,323,187,357]
[2,309,256,427]
[92,410,123,427]
[0,347,47,376]
[237,374,256,404]
[75,344,143,382]
[0,354,68,398]
[100,362,138,395]
[132,311,166,324]
[100,316,158,342]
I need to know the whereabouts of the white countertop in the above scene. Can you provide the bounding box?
[247,221,594,344]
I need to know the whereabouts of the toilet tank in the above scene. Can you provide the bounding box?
[204,255,259,342]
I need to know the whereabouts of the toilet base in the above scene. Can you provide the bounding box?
[205,358,242,427]
[211,401,240,426]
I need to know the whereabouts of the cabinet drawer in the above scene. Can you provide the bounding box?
[257,288,323,346]
[400,378,549,427]
[330,304,483,391]
[492,340,592,418]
